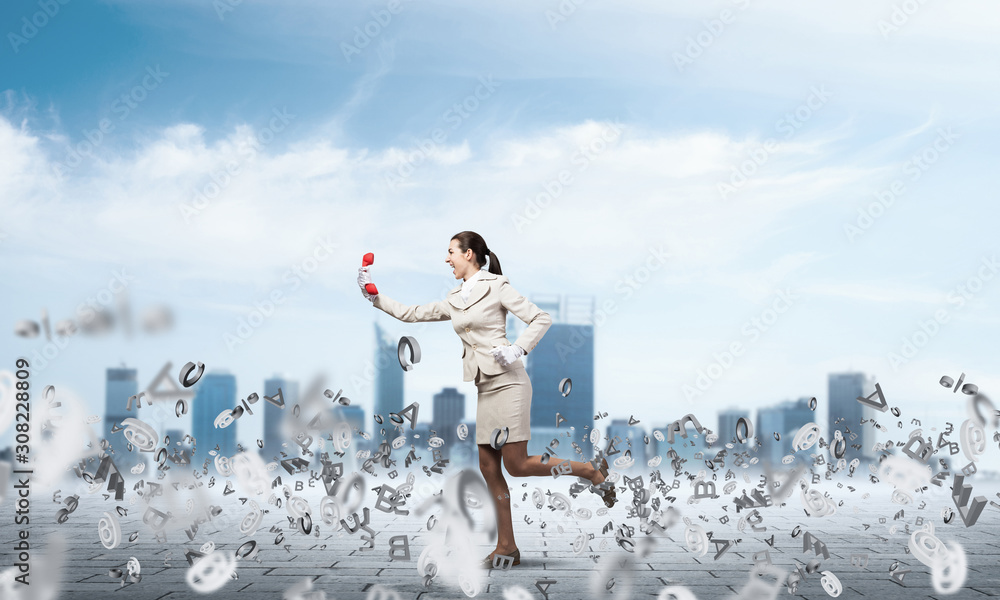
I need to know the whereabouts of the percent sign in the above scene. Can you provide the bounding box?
[940,373,978,395]
[230,393,260,419]
[236,389,286,418]
[324,388,351,405]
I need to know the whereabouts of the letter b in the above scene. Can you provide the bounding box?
[39,0,61,17]
[388,535,410,561]
[693,480,717,499]
[901,436,933,463]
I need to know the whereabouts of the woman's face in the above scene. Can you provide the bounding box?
[446,239,478,280]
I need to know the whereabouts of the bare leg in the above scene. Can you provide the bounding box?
[478,443,517,556]
[499,441,605,486]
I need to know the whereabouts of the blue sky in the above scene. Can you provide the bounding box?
[2,0,999,454]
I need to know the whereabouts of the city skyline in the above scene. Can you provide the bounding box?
[6,356,988,484]
[190,371,238,470]
[7,259,979,457]
[1,3,997,597]
[84,357,888,465]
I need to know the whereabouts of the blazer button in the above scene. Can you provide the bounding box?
[472,345,477,349]
[465,327,470,332]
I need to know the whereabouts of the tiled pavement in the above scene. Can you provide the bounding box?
[3,467,1000,600]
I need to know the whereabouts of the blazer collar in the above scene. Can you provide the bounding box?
[448,271,497,309]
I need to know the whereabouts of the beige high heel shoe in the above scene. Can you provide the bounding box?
[480,549,521,569]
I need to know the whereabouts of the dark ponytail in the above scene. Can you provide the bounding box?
[451,231,502,276]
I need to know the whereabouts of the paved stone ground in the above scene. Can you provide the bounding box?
[3,465,1000,600]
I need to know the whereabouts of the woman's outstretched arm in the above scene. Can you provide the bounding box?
[372,293,451,323]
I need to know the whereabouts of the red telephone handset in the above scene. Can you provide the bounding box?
[362,253,378,295]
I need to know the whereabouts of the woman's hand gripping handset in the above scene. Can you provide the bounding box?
[358,252,379,303]
[490,344,525,367]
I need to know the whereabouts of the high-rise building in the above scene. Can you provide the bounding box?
[525,294,595,457]
[756,397,815,466]
[828,372,874,463]
[191,371,238,466]
[718,408,750,446]
[261,374,299,460]
[104,367,138,455]
[374,322,403,441]
[164,428,184,446]
[433,387,465,451]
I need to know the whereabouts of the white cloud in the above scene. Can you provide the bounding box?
[0,110,880,293]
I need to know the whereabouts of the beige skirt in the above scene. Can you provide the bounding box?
[474,364,532,445]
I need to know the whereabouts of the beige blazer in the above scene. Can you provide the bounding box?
[372,272,552,382]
